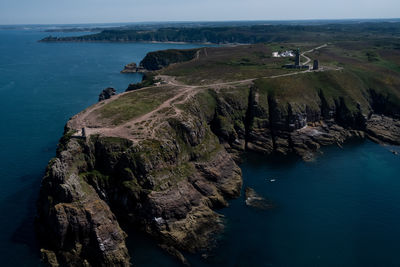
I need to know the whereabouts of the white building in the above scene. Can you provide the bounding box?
[272,50,295,58]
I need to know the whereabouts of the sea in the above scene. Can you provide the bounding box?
[0,27,399,267]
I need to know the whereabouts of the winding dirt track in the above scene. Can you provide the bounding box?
[70,44,339,142]
[301,44,327,66]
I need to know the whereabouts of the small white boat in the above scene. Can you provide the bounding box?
[270,179,276,182]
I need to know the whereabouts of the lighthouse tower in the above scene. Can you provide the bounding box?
[295,48,300,66]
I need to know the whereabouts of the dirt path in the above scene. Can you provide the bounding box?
[301,44,327,66]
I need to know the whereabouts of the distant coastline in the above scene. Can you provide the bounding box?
[38,21,400,45]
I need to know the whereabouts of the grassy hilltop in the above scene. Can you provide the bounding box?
[156,40,400,115]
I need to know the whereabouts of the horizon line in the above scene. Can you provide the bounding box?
[1,17,400,27]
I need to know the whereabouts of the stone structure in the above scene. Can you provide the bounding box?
[295,48,300,66]
[313,60,319,70]
[283,48,309,70]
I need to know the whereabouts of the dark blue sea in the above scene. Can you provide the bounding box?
[0,28,399,267]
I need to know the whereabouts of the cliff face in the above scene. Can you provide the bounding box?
[36,137,130,267]
[37,108,242,266]
[37,65,400,265]
[205,72,399,161]
[243,86,367,159]
[139,49,199,71]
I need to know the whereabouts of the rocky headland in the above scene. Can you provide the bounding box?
[121,49,200,75]
[36,43,400,266]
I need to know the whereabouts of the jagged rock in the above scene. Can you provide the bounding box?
[37,112,242,266]
[366,115,400,145]
[36,139,130,267]
[98,87,116,102]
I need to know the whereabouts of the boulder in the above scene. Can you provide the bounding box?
[98,87,116,102]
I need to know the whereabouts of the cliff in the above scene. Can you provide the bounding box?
[139,49,199,71]
[37,102,242,266]
[36,42,400,266]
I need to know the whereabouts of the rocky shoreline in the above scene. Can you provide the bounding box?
[36,81,400,266]
[35,42,400,266]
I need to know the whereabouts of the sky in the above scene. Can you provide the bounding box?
[0,0,399,25]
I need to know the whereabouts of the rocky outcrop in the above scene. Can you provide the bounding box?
[366,115,400,145]
[120,63,146,73]
[37,112,242,266]
[204,84,369,161]
[245,187,274,210]
[139,49,199,71]
[120,62,137,73]
[36,138,130,267]
[98,87,116,101]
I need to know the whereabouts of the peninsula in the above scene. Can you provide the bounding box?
[36,37,400,266]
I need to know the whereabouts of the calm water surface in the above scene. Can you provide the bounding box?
[0,28,399,267]
[198,140,400,267]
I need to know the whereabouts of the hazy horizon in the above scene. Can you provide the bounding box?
[1,0,399,25]
[2,18,400,27]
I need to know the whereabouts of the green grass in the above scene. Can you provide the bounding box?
[96,86,179,125]
[254,70,373,114]
[161,43,297,84]
[98,39,400,126]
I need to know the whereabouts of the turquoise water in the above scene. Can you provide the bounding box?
[0,28,399,267]
[0,28,205,266]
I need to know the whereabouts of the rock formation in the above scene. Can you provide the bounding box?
[120,63,138,73]
[37,113,242,266]
[245,187,274,210]
[139,49,199,71]
[98,87,116,102]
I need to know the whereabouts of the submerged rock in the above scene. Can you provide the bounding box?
[245,187,274,210]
